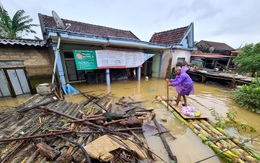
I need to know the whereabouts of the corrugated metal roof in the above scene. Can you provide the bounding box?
[0,38,47,47]
[191,53,235,58]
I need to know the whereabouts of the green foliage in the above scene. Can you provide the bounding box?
[234,43,260,77]
[0,8,38,38]
[210,108,256,132]
[233,78,260,113]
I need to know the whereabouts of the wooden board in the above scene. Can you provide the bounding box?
[169,102,208,120]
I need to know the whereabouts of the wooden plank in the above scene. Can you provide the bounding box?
[36,142,61,160]
[168,102,208,120]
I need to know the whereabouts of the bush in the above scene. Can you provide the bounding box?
[233,78,260,113]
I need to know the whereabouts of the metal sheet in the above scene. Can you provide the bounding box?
[7,69,23,95]
[0,69,11,97]
[16,69,30,93]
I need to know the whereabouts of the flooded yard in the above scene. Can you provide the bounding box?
[0,78,259,163]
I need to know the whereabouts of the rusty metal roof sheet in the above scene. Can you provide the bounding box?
[191,53,236,58]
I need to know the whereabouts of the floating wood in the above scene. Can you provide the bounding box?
[123,115,143,127]
[153,118,177,163]
[36,142,61,161]
[147,112,156,124]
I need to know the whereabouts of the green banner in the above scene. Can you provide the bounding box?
[73,50,98,70]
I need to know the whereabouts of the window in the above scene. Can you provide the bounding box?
[64,52,85,81]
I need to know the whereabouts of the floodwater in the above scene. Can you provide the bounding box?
[0,78,259,163]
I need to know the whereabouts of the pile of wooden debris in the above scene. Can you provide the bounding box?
[0,92,177,163]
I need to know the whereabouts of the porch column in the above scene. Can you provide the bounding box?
[137,66,141,81]
[52,45,66,85]
[158,52,163,79]
[106,68,110,86]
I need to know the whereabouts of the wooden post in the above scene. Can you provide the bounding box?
[167,80,169,111]
[202,75,206,83]
[153,118,177,163]
[231,78,236,88]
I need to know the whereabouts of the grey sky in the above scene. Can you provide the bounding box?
[2,0,260,48]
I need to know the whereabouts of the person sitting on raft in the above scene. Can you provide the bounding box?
[167,66,194,106]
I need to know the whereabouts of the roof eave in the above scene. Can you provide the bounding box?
[46,28,168,51]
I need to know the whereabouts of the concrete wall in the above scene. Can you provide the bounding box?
[160,50,172,78]
[0,44,53,77]
[159,49,191,78]
[171,49,191,67]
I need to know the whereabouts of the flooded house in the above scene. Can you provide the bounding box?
[192,40,235,70]
[0,12,196,97]
[0,39,52,97]
[38,12,196,87]
[149,23,195,78]
[38,13,166,88]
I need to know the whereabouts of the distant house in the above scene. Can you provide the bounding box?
[196,40,234,55]
[192,40,236,69]
[0,38,52,97]
[150,23,195,78]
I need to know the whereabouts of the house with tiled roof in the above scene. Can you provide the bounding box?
[150,23,195,78]
[191,40,236,70]
[37,11,196,87]
[39,13,172,86]
[196,40,234,55]
[39,14,140,41]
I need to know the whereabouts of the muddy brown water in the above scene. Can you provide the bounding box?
[0,78,259,163]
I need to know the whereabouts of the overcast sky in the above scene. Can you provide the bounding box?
[2,0,260,48]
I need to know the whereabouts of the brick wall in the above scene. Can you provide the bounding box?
[0,45,54,92]
[0,44,53,77]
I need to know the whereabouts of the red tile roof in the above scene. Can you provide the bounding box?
[197,40,234,51]
[39,14,139,40]
[149,26,188,45]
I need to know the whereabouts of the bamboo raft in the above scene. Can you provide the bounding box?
[0,93,178,163]
[158,96,260,163]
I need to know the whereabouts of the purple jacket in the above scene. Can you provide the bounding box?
[170,67,194,95]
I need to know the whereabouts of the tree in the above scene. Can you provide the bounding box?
[0,8,37,38]
[233,78,260,113]
[234,43,260,77]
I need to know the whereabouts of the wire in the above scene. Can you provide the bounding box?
[195,134,260,163]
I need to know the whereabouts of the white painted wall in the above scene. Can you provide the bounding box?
[171,49,191,67]
[160,50,171,78]
[159,49,191,78]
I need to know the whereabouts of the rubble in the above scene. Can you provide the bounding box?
[0,92,176,163]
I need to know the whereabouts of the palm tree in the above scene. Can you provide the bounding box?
[0,7,38,38]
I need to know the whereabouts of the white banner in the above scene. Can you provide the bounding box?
[95,50,154,68]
